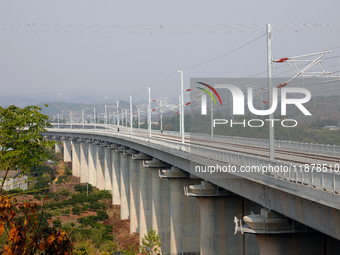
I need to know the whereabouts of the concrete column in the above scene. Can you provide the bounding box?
[91,140,100,187]
[139,159,153,246]
[78,139,88,184]
[188,181,243,255]
[118,146,129,220]
[95,142,105,190]
[161,167,201,255]
[86,140,96,186]
[240,208,325,255]
[63,138,72,162]
[104,144,112,191]
[110,145,120,205]
[148,159,171,255]
[129,152,148,234]
[243,199,262,255]
[54,139,62,154]
[122,148,136,222]
[71,139,80,177]
[129,156,140,234]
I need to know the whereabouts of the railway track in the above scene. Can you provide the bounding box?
[128,129,340,166]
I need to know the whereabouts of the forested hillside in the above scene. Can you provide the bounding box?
[0,150,139,254]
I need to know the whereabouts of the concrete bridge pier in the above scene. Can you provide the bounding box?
[139,159,153,245]
[129,153,140,234]
[118,146,130,220]
[71,139,80,178]
[62,137,72,162]
[148,160,171,255]
[161,167,201,255]
[94,142,105,190]
[54,137,62,154]
[110,145,121,205]
[78,139,88,184]
[188,181,244,255]
[123,148,136,221]
[103,143,112,191]
[86,140,96,186]
[90,140,100,188]
[130,153,150,234]
[241,208,326,255]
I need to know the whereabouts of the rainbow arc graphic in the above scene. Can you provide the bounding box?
[196,82,222,106]
[196,82,222,115]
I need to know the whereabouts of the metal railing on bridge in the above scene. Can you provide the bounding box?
[53,123,340,156]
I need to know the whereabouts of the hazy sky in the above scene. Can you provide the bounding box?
[0,0,339,103]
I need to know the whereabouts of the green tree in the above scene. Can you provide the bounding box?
[140,228,162,255]
[53,219,62,228]
[72,206,81,215]
[34,179,49,193]
[74,184,93,194]
[56,175,66,185]
[30,165,53,177]
[64,209,71,216]
[60,188,71,196]
[0,105,54,186]
[0,105,73,254]
[96,210,109,221]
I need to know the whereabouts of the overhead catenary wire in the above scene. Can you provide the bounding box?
[181,33,266,70]
[127,33,268,100]
[128,71,177,98]
[2,22,340,34]
[5,21,339,106]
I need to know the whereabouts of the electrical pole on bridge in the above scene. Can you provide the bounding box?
[148,87,151,137]
[267,23,275,160]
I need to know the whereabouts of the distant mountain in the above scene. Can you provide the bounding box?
[0,95,41,108]
[0,91,156,110]
[38,101,131,117]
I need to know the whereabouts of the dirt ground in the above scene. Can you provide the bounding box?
[104,205,139,251]
[23,159,140,252]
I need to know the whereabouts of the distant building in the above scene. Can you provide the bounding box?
[322,126,339,131]
[0,170,28,191]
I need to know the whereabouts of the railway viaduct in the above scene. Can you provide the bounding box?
[45,125,340,255]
